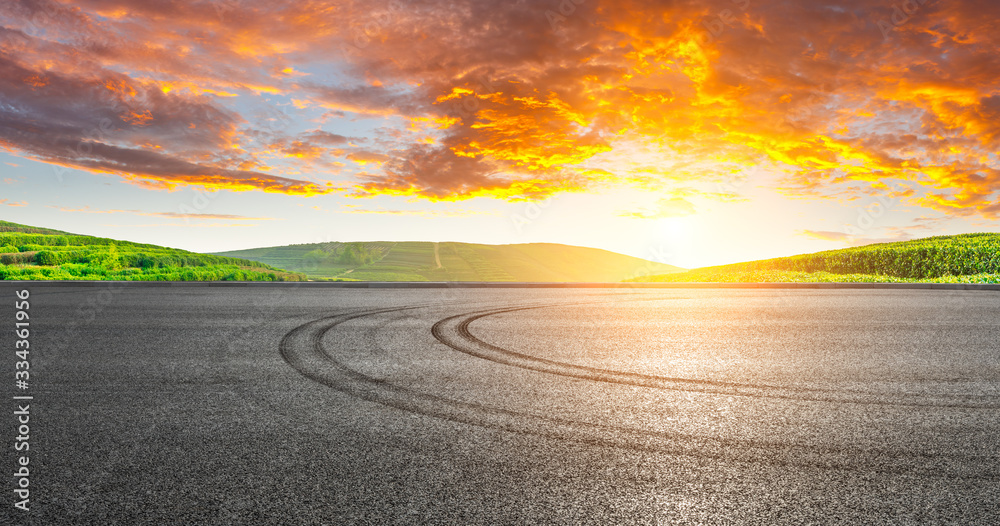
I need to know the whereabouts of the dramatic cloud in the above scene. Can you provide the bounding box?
[2,0,999,215]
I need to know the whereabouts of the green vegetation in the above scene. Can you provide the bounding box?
[0,221,305,281]
[11,218,997,283]
[214,241,685,282]
[217,242,403,280]
[0,220,71,235]
[301,242,389,270]
[630,233,1000,283]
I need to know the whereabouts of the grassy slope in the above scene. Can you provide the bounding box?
[214,241,684,282]
[0,221,305,281]
[630,233,1000,283]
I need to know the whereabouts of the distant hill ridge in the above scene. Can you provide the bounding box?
[0,220,73,235]
[214,241,686,282]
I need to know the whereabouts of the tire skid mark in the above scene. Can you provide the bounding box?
[432,304,1000,409]
[279,306,999,479]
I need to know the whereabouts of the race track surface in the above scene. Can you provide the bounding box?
[3,285,999,524]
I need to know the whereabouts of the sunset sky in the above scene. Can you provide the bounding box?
[1,0,999,268]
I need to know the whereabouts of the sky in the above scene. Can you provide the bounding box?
[1,0,999,269]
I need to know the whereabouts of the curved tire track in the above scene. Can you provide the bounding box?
[280,306,999,478]
[432,304,1000,409]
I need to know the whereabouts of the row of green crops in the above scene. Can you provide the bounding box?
[300,242,389,268]
[697,234,1000,279]
[633,269,1000,284]
[631,233,1000,282]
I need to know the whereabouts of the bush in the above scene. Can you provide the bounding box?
[129,253,157,269]
[222,270,246,281]
[35,251,58,266]
[1,252,35,265]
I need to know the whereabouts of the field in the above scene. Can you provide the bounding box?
[214,241,685,282]
[0,221,305,281]
[8,218,997,284]
[630,233,1000,283]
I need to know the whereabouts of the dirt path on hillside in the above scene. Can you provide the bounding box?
[433,242,442,269]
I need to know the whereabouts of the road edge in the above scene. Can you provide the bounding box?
[5,281,1000,290]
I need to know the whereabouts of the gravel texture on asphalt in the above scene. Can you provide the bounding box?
[2,284,998,524]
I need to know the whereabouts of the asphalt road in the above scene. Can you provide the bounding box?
[3,284,999,524]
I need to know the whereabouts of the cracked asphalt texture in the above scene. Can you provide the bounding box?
[3,284,999,524]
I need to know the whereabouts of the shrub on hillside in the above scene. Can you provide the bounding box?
[35,251,58,266]
[1,252,35,265]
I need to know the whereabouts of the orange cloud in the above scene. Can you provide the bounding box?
[1,0,999,213]
[346,151,391,166]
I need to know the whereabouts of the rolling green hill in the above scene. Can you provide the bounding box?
[214,241,685,282]
[0,221,305,281]
[629,233,1000,283]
